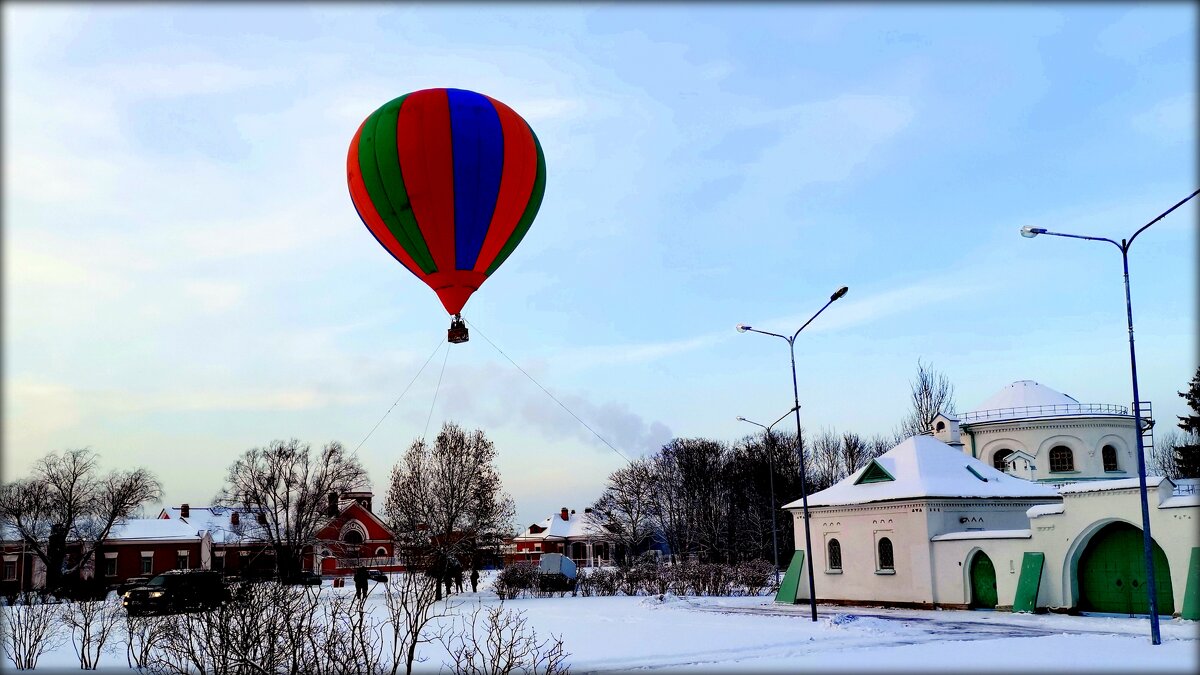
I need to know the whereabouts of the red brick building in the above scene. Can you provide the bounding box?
[308,491,404,576]
[511,507,613,567]
[2,518,208,594]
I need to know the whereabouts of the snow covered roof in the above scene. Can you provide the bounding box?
[1057,476,1166,494]
[163,506,269,544]
[1026,503,1065,519]
[930,529,1031,541]
[106,518,202,542]
[959,380,1129,425]
[782,435,1061,509]
[2,518,202,543]
[515,510,605,541]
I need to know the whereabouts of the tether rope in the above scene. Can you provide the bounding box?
[423,340,451,440]
[353,337,445,452]
[465,318,632,464]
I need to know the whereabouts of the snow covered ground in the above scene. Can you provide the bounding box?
[17,580,1199,673]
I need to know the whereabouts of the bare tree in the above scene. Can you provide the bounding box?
[589,459,656,564]
[61,595,123,669]
[0,448,162,594]
[808,428,843,492]
[382,570,454,675]
[122,612,169,670]
[1,592,65,670]
[218,439,368,580]
[384,422,515,596]
[441,604,570,675]
[898,359,957,439]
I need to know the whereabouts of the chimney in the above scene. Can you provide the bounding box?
[560,507,569,521]
[180,504,190,519]
[570,509,576,515]
[327,492,339,517]
[230,511,240,526]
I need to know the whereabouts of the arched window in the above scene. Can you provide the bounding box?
[827,539,842,570]
[935,421,946,432]
[877,537,894,571]
[1102,445,1119,472]
[992,449,1013,472]
[1049,446,1074,473]
[343,529,364,545]
[375,546,387,556]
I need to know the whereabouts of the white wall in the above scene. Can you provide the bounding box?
[963,416,1137,483]
[930,481,1199,614]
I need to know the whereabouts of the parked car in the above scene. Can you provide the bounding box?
[122,570,229,616]
[115,576,151,596]
[287,571,323,586]
[367,569,388,583]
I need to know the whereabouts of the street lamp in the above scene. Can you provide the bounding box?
[1019,188,1198,646]
[736,285,849,622]
[736,407,798,586]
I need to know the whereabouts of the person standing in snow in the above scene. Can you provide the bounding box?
[354,566,368,600]
[470,567,479,593]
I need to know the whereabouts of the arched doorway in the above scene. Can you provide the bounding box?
[1077,522,1174,615]
[969,552,998,609]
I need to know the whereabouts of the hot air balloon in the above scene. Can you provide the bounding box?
[347,88,546,343]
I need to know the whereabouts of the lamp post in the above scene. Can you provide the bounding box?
[736,406,799,586]
[736,285,849,622]
[1019,188,1198,646]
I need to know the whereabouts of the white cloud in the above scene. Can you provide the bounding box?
[1095,6,1194,63]
[182,280,244,313]
[1131,93,1196,145]
[96,62,296,98]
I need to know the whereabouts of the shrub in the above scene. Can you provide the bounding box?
[733,559,776,596]
[494,563,539,600]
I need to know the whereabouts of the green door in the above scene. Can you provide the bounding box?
[1078,522,1174,616]
[970,552,998,609]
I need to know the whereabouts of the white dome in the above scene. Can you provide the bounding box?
[973,380,1078,411]
[962,380,1126,424]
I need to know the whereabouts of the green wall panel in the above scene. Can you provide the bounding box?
[1013,552,1044,613]
[775,550,804,605]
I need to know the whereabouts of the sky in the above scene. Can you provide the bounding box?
[3,2,1196,530]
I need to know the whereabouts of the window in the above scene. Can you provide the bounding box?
[1049,446,1074,473]
[992,449,1013,472]
[1102,445,1119,472]
[213,553,225,571]
[3,561,16,580]
[375,547,387,556]
[176,553,189,570]
[104,557,117,577]
[343,530,364,545]
[141,555,153,575]
[827,539,842,571]
[877,538,894,571]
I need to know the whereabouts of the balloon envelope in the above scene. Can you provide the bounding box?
[347,88,546,315]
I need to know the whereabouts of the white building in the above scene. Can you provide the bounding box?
[944,380,1145,484]
[780,380,1199,618]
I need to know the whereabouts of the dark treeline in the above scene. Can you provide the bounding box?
[589,427,899,566]
[589,359,959,566]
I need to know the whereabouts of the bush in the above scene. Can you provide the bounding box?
[733,559,776,597]
[494,563,539,600]
[2,592,65,671]
[575,568,619,597]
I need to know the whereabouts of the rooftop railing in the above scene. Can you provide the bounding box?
[957,403,1130,424]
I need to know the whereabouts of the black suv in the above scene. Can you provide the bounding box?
[122,570,230,616]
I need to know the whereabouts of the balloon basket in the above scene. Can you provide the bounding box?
[448,315,469,344]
